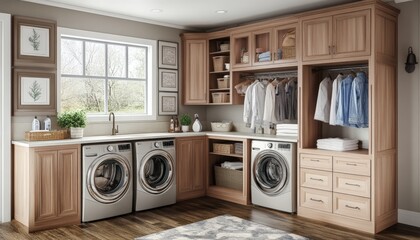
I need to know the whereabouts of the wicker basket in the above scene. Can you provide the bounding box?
[213,143,234,154]
[214,166,243,191]
[217,78,230,89]
[212,56,229,72]
[25,130,69,141]
[212,92,230,103]
[220,43,230,51]
[282,46,296,59]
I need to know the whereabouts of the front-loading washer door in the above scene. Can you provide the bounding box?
[87,154,130,204]
[253,150,289,196]
[139,150,174,194]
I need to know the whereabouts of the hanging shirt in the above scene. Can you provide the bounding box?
[314,77,332,123]
[243,80,258,126]
[250,81,267,129]
[274,81,287,122]
[286,78,298,120]
[335,74,354,126]
[349,72,369,128]
[329,74,344,125]
[263,83,276,124]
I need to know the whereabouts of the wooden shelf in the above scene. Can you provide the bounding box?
[207,102,232,105]
[210,70,230,74]
[209,88,230,92]
[299,148,370,159]
[210,50,230,55]
[209,152,243,158]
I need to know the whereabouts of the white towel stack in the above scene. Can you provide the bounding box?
[317,138,359,151]
[221,161,243,170]
[276,124,298,137]
[234,143,243,155]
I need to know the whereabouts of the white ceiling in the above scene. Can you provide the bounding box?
[23,0,360,30]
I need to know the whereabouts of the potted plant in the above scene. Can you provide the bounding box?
[57,110,87,138]
[179,113,192,132]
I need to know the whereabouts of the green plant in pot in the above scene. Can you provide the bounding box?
[57,110,87,139]
[179,113,192,132]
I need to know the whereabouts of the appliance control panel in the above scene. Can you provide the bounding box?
[118,143,131,152]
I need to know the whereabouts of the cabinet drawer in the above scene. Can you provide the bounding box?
[333,157,370,176]
[300,168,332,191]
[300,187,332,213]
[300,154,332,171]
[333,173,370,198]
[333,193,371,221]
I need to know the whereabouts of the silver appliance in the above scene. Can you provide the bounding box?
[82,142,133,222]
[251,140,296,213]
[135,139,176,211]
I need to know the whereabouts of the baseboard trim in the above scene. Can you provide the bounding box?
[398,209,420,228]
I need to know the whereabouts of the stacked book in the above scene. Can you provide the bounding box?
[317,138,359,151]
[234,143,243,155]
[276,124,298,137]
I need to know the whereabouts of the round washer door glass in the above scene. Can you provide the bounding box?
[140,150,174,194]
[87,154,130,204]
[253,150,289,195]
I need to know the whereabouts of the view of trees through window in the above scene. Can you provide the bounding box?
[60,36,149,115]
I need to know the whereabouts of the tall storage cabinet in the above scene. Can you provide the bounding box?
[298,1,398,234]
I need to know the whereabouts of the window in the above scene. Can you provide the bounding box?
[58,28,157,121]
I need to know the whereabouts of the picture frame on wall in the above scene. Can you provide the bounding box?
[158,69,178,92]
[158,40,178,69]
[158,92,178,116]
[13,69,56,116]
[13,16,57,68]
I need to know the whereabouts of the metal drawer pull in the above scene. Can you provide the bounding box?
[345,182,361,187]
[310,177,324,182]
[310,198,324,203]
[346,163,358,166]
[310,159,320,162]
[345,204,361,210]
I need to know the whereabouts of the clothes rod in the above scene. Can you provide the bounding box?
[313,65,369,72]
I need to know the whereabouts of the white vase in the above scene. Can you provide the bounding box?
[70,127,84,139]
[181,125,190,132]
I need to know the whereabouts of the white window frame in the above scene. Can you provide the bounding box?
[57,27,157,122]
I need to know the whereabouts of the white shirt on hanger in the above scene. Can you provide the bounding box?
[329,74,344,125]
[314,76,332,123]
[243,80,258,126]
[263,83,276,125]
[251,81,267,129]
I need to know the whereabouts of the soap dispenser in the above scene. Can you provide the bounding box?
[192,113,202,132]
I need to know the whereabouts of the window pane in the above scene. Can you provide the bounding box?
[85,41,106,76]
[61,77,105,113]
[128,46,146,79]
[108,80,145,113]
[61,39,83,75]
[108,44,127,78]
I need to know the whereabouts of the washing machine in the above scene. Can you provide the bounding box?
[135,139,176,211]
[251,140,296,213]
[82,142,133,222]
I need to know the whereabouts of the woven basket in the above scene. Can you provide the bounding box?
[213,56,229,72]
[213,143,234,154]
[214,166,243,191]
[212,92,230,103]
[25,130,69,141]
[282,46,296,59]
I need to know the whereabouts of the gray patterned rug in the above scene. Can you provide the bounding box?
[136,215,308,240]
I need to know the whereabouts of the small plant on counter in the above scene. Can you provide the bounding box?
[180,113,192,126]
[57,110,87,138]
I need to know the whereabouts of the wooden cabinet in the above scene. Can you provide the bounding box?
[176,137,206,201]
[206,136,250,205]
[182,38,208,105]
[14,144,80,232]
[231,32,251,69]
[302,10,370,61]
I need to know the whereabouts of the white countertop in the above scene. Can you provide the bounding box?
[12,131,298,147]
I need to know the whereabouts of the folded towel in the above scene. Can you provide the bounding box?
[276,130,298,134]
[276,124,298,129]
[258,51,271,58]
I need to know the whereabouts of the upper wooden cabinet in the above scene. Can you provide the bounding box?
[302,10,370,61]
[14,144,81,232]
[182,39,208,105]
[231,32,251,69]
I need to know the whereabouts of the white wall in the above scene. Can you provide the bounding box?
[396,0,420,221]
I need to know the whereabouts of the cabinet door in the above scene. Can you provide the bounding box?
[192,138,205,191]
[302,16,332,61]
[57,148,80,220]
[231,32,251,69]
[251,28,273,66]
[184,39,208,104]
[333,10,371,58]
[176,139,194,197]
[273,23,298,63]
[34,150,58,223]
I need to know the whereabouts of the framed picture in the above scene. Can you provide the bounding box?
[158,41,178,69]
[158,69,178,92]
[158,92,178,115]
[13,16,57,68]
[13,69,56,116]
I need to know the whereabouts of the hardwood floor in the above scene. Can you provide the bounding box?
[1,197,419,240]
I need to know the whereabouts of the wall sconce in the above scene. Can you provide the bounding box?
[405,47,418,73]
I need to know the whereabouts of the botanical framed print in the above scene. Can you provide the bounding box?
[158,41,178,69]
[13,69,56,116]
[158,92,178,115]
[158,69,178,92]
[13,16,57,68]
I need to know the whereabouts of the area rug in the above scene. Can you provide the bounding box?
[136,215,308,240]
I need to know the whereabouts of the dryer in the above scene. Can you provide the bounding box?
[82,142,133,222]
[135,139,176,211]
[251,140,297,213]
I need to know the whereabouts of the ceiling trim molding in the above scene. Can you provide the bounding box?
[20,0,194,30]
